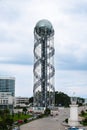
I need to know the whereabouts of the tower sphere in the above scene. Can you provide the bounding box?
[34,19,54,37]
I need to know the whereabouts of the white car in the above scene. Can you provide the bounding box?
[12,126,20,130]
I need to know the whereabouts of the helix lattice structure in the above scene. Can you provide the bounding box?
[33,20,55,107]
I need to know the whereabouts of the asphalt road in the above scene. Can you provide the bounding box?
[20,108,68,130]
[20,107,87,130]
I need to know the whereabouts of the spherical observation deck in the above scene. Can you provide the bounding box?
[34,19,54,37]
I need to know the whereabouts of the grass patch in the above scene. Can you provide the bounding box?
[80,111,87,126]
[82,113,87,118]
[10,113,32,121]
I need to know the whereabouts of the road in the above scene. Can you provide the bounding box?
[20,107,87,130]
[20,108,68,130]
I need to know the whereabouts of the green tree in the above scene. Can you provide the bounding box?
[0,109,3,119]
[4,109,10,118]
[29,97,33,103]
[77,97,85,106]
[5,118,13,130]
[55,91,70,107]
[23,107,27,115]
[0,109,13,130]
[44,108,51,115]
[18,111,21,118]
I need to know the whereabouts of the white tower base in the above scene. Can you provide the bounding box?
[68,104,79,127]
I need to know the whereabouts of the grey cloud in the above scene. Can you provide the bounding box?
[62,3,87,15]
[55,51,87,70]
[0,55,33,65]
[55,70,87,98]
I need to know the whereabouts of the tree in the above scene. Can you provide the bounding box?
[5,118,14,130]
[4,109,10,118]
[77,97,85,106]
[18,111,21,118]
[0,109,3,119]
[0,120,8,130]
[44,108,51,115]
[23,107,27,115]
[0,109,13,130]
[29,97,33,103]
[55,91,70,107]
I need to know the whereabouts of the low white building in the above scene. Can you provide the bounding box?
[0,92,14,110]
[14,97,29,107]
[0,77,15,111]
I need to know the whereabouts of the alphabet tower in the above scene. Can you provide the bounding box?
[33,19,55,108]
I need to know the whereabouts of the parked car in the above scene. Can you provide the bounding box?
[17,120,23,124]
[68,127,85,130]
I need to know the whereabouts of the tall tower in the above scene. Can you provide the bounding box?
[33,19,55,108]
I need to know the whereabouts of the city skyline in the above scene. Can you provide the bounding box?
[0,0,87,98]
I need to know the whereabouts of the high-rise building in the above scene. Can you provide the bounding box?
[0,77,15,96]
[0,77,15,110]
[33,19,55,108]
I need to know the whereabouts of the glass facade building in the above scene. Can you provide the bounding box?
[0,77,15,110]
[0,77,15,96]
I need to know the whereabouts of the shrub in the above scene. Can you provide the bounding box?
[44,108,51,115]
[81,110,85,116]
[65,118,68,123]
[24,119,27,123]
[37,114,45,118]
[81,118,87,126]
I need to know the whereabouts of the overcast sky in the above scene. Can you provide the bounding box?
[0,0,87,98]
